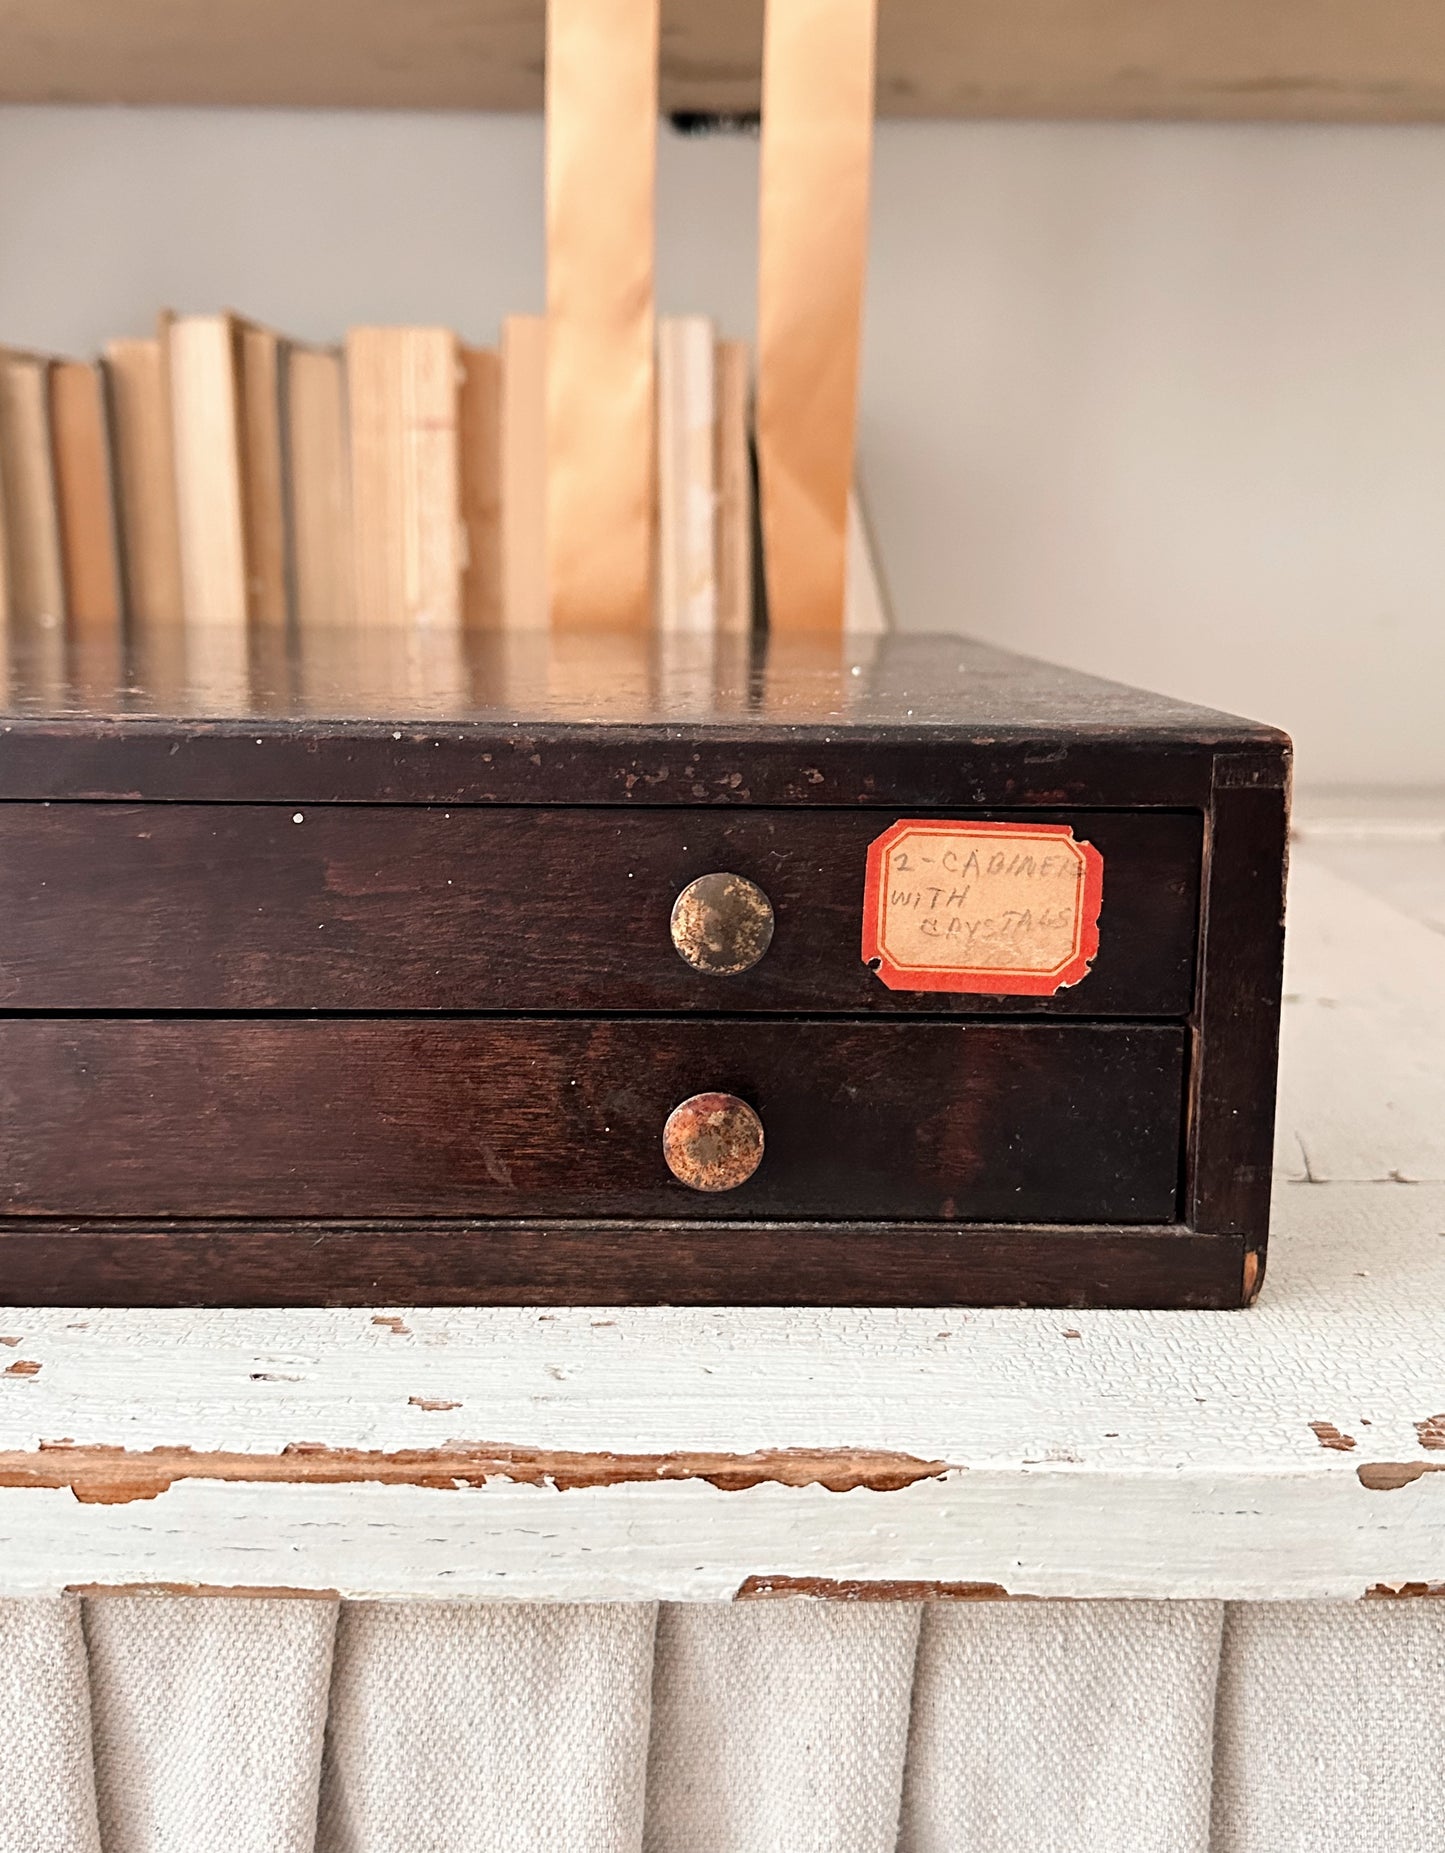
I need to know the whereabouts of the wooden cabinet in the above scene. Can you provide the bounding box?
[0,630,1288,1307]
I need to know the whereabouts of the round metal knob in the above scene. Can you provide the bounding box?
[670,873,774,976]
[662,1092,765,1193]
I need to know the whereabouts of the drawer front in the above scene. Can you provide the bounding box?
[0,804,1200,1015]
[0,1019,1185,1223]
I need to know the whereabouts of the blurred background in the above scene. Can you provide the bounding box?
[3,51,1443,788]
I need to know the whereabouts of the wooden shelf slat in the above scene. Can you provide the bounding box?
[3,0,1445,120]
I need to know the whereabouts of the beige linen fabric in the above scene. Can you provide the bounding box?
[6,1595,1445,1848]
[316,1600,658,1853]
[1212,1600,1445,1853]
[898,1600,1224,1853]
[0,1596,101,1853]
[84,1594,338,1853]
[644,1600,921,1853]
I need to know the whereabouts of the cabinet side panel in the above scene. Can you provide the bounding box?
[1188,754,1290,1280]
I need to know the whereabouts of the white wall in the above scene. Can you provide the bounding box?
[1,105,1442,785]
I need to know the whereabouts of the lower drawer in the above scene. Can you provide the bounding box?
[0,1019,1184,1224]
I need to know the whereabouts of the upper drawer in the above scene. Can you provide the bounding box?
[0,803,1200,1016]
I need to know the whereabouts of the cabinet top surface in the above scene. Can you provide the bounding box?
[3,629,1280,743]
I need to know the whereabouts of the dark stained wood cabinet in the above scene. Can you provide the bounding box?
[0,803,1201,1016]
[0,628,1289,1308]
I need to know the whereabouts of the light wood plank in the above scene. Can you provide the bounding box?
[500,315,548,631]
[1,0,1444,121]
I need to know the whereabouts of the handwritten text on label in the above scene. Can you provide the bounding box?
[861,821,1104,995]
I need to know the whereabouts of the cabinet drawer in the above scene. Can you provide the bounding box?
[0,804,1200,1015]
[0,1019,1185,1223]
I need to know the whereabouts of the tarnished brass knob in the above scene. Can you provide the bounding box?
[663,1092,765,1193]
[670,872,774,976]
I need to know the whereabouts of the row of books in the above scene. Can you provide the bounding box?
[0,312,887,648]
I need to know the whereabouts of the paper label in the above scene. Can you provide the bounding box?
[862,820,1104,995]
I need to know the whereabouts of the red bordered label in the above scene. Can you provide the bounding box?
[861,820,1104,995]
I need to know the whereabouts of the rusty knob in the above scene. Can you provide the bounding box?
[670,872,774,976]
[662,1092,765,1193]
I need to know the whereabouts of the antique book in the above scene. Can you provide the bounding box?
[236,319,289,631]
[50,359,123,633]
[713,337,753,637]
[459,344,502,629]
[166,311,248,629]
[286,345,353,629]
[102,335,184,627]
[347,326,461,630]
[0,348,65,627]
[656,315,716,634]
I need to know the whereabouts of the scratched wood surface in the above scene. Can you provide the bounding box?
[0,630,1273,810]
[0,826,1437,1600]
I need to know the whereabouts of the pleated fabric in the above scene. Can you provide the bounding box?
[898,1600,1223,1853]
[315,1601,658,1853]
[0,1595,1443,1851]
[1212,1601,1445,1853]
[84,1594,338,1853]
[644,1601,921,1852]
[0,1596,101,1853]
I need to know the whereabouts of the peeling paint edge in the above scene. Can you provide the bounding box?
[736,1576,1037,1601]
[54,1578,1445,1604]
[0,1442,954,1507]
[67,1583,340,1601]
[1357,1461,1445,1491]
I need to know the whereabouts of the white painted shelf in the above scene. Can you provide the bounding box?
[1,821,1442,1602]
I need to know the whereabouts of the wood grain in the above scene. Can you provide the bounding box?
[0,1219,1233,1308]
[0,803,1200,1016]
[0,1018,1184,1223]
[1,0,1443,121]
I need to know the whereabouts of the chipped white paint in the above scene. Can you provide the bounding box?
[0,838,1441,1600]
